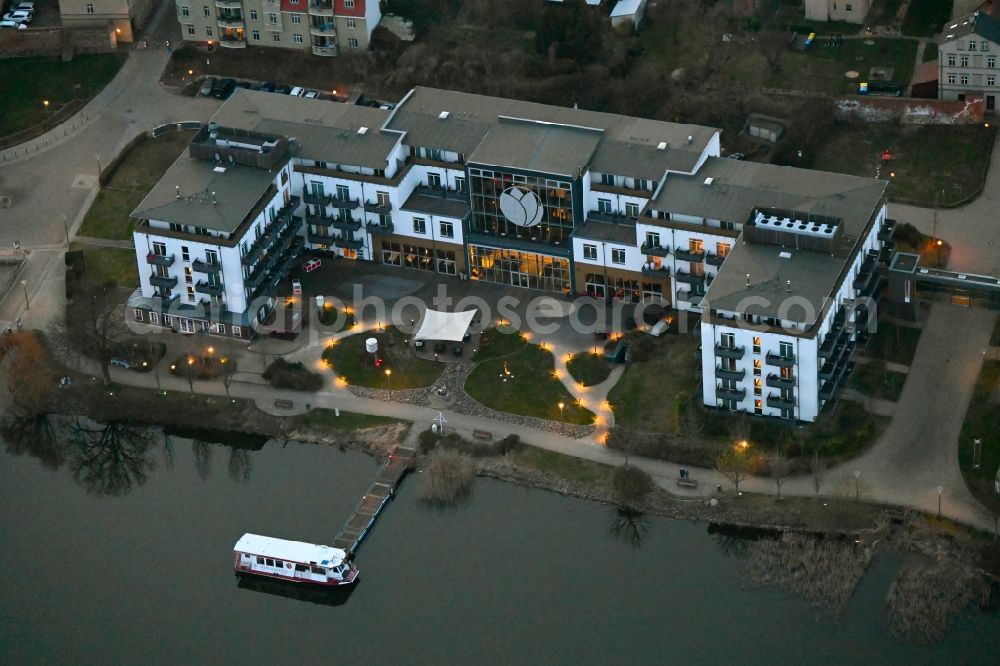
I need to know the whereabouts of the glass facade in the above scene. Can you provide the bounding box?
[583,273,665,302]
[469,245,570,293]
[469,168,575,246]
[381,242,457,275]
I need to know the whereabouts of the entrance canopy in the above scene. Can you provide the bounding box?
[414,309,476,342]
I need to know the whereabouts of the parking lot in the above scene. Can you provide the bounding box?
[1,0,59,29]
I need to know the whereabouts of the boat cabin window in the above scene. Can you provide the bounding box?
[256,556,264,564]
[295,564,308,572]
[311,566,326,575]
[274,560,283,567]
[266,558,275,567]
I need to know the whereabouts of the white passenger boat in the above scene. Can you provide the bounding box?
[233,533,358,587]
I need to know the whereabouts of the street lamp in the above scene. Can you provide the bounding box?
[558,401,565,433]
[385,368,392,390]
[20,280,29,311]
[852,469,861,499]
[937,485,943,517]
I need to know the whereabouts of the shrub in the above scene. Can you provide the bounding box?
[612,464,653,509]
[263,358,324,392]
[419,450,475,504]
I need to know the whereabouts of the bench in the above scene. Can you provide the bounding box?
[274,399,294,409]
[676,478,699,489]
[472,429,493,441]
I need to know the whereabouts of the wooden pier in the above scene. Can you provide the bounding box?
[332,444,416,557]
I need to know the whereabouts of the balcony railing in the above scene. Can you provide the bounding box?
[366,221,395,236]
[312,44,338,57]
[303,192,333,206]
[149,274,178,289]
[333,217,362,233]
[310,22,336,36]
[765,352,796,368]
[331,196,360,210]
[309,0,334,15]
[192,259,221,274]
[364,201,393,215]
[195,281,225,296]
[675,270,706,286]
[641,265,670,278]
[219,37,248,49]
[706,253,726,267]
[715,366,746,381]
[674,248,705,262]
[715,344,745,360]
[308,230,337,245]
[336,237,364,250]
[217,15,244,27]
[146,252,175,267]
[766,374,795,390]
[215,0,242,7]
[878,218,897,242]
[716,386,746,401]
[640,242,669,257]
[766,394,795,411]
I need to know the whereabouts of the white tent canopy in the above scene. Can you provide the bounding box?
[414,309,476,342]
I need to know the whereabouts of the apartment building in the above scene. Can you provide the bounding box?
[59,0,156,42]
[939,11,1000,113]
[803,0,871,24]
[130,86,893,421]
[175,0,381,55]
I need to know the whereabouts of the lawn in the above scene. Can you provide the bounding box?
[78,131,196,240]
[0,52,127,137]
[295,408,403,431]
[465,342,594,425]
[812,124,994,207]
[68,244,138,288]
[513,446,612,487]
[607,332,700,433]
[902,0,954,37]
[472,325,527,363]
[322,326,443,389]
[864,320,923,366]
[957,360,1000,517]
[566,352,612,387]
[847,360,907,401]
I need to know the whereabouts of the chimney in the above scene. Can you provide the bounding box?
[212,191,217,205]
[175,186,180,199]
[745,273,751,287]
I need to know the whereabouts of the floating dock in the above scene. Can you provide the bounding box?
[332,444,416,557]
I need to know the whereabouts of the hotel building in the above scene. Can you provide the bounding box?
[129,87,894,420]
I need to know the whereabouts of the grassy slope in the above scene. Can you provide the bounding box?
[566,352,612,387]
[958,360,1000,515]
[608,333,700,433]
[322,326,443,389]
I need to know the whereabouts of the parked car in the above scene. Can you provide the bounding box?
[289,86,305,97]
[2,10,32,22]
[199,77,215,96]
[13,2,35,10]
[258,81,277,93]
[304,89,319,99]
[0,18,26,28]
[212,78,237,100]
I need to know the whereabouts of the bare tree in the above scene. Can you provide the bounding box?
[60,281,130,386]
[756,30,789,73]
[717,440,757,492]
[769,452,792,500]
[227,446,252,483]
[68,419,157,496]
[192,439,213,480]
[612,464,654,511]
[811,446,827,495]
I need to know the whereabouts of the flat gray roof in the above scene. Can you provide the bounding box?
[469,118,602,176]
[573,218,637,245]
[131,153,280,233]
[400,191,470,219]
[386,87,717,180]
[210,89,399,169]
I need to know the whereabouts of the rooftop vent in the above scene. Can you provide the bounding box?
[704,177,714,186]
[657,141,667,150]
[438,111,450,119]
[357,126,369,135]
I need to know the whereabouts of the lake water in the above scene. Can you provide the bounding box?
[2,431,998,664]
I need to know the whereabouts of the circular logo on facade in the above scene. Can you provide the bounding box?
[499,186,543,228]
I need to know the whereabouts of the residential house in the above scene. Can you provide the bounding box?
[939,10,1000,113]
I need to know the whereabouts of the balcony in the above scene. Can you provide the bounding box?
[687,293,704,305]
[716,386,747,401]
[305,212,334,227]
[766,394,796,411]
[706,253,726,267]
[308,230,337,245]
[766,373,795,390]
[303,192,333,206]
[640,242,670,257]
[195,281,224,296]
[715,366,746,381]
[192,259,221,274]
[215,0,242,7]
[878,218,897,242]
[312,44,338,57]
[715,344,745,360]
[309,0,334,15]
[217,15,244,28]
[364,201,393,215]
[674,247,705,262]
[149,274,178,289]
[765,352,796,368]
[146,252,175,267]
[219,36,247,48]
[331,196,360,210]
[336,237,364,250]
[818,325,847,359]
[675,270,706,286]
[641,265,670,278]
[333,217,362,233]
[310,21,337,36]
[366,221,395,236]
